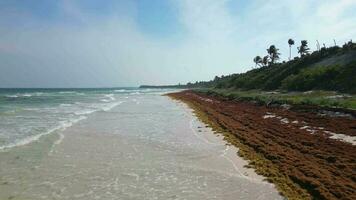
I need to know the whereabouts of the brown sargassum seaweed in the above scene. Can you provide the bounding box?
[167,90,356,200]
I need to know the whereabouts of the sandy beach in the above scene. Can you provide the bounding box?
[0,93,282,200]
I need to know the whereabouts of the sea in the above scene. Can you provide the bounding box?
[0,88,282,200]
[0,88,166,150]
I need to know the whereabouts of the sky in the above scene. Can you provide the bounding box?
[0,0,355,88]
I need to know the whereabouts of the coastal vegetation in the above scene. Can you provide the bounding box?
[143,39,356,111]
[195,89,356,110]
[190,40,356,94]
[143,40,356,95]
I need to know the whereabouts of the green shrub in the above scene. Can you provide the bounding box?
[281,62,356,93]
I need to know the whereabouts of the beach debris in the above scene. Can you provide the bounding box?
[263,112,276,119]
[300,126,309,130]
[324,130,356,145]
[280,118,289,124]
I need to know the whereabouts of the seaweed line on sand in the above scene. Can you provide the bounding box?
[166,93,311,200]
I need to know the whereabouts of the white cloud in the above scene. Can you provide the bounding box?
[0,0,355,87]
[0,0,243,87]
[175,0,236,42]
[231,0,356,62]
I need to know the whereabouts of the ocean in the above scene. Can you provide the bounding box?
[0,88,169,150]
[0,88,282,199]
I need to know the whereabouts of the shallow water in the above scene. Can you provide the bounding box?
[0,90,282,200]
[0,88,166,149]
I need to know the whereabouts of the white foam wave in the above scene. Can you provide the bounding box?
[48,132,65,155]
[1,92,125,151]
[59,91,85,96]
[0,116,87,151]
[102,102,123,112]
[60,103,72,107]
[74,100,123,114]
[104,94,116,101]
[34,92,44,96]
[23,108,41,111]
[5,92,44,98]
[114,89,126,93]
[74,109,97,115]
[129,92,141,95]
[59,91,76,94]
[5,95,19,98]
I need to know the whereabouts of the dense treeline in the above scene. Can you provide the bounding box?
[185,40,356,93]
[139,84,188,89]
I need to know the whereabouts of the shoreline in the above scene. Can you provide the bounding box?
[167,90,356,200]
[175,99,274,183]
[0,93,283,200]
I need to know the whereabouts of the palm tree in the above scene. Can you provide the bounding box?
[267,45,280,65]
[253,56,262,68]
[288,39,295,60]
[262,56,269,67]
[297,40,310,57]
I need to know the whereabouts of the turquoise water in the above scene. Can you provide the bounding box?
[0,88,170,150]
[0,88,283,199]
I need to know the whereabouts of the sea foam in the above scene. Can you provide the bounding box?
[0,116,86,151]
[0,90,126,151]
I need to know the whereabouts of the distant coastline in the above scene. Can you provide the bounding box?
[139,85,189,89]
[142,41,356,110]
[142,41,356,94]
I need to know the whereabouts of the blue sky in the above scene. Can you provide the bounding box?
[0,0,355,87]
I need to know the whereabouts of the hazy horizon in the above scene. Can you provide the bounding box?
[1,0,356,88]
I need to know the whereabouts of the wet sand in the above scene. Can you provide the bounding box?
[0,93,282,200]
[168,90,356,200]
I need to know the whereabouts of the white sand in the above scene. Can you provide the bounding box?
[0,94,282,200]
